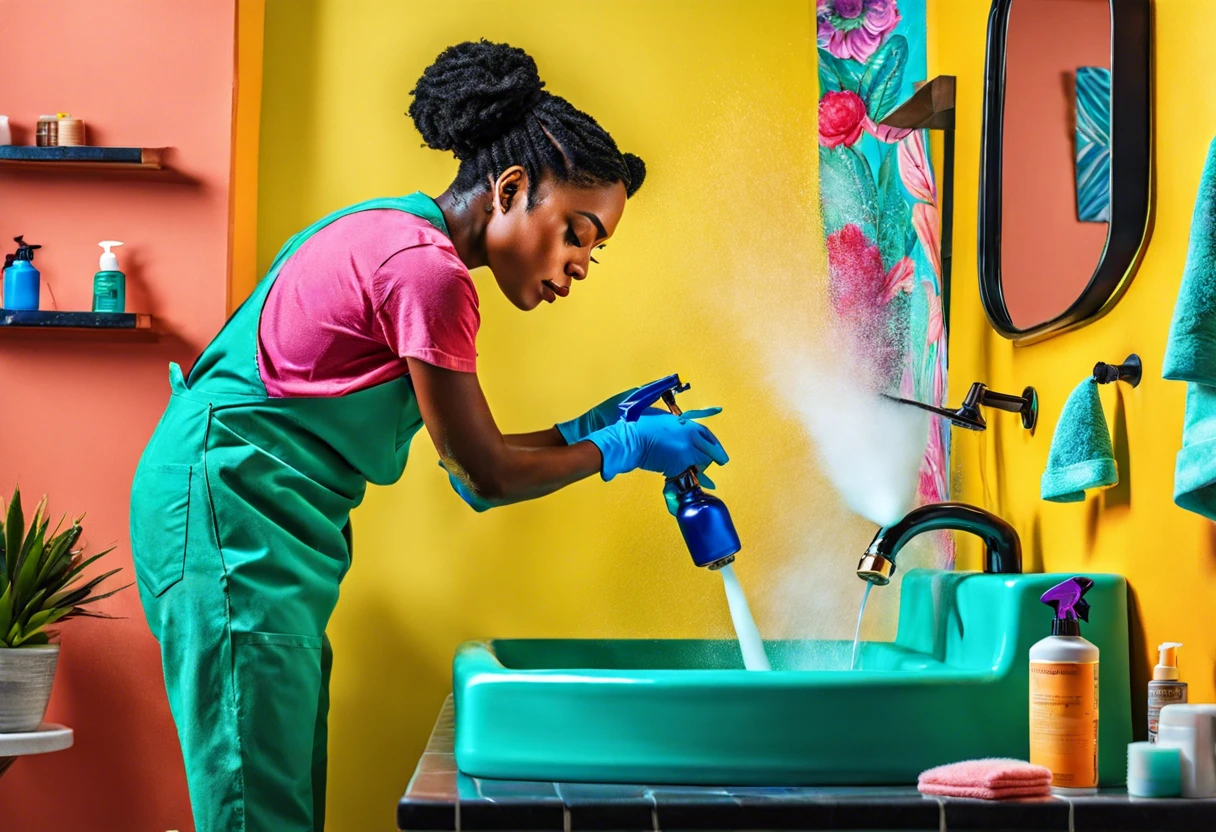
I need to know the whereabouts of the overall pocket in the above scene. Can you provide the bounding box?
[130,463,192,597]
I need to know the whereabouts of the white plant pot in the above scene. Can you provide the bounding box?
[0,645,59,733]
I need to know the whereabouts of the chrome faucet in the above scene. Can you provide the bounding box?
[856,502,1022,585]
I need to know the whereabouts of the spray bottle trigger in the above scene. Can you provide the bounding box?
[617,374,689,422]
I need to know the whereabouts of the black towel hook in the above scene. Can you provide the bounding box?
[1093,354,1142,388]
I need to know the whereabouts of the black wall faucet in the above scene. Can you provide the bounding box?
[883,382,1038,432]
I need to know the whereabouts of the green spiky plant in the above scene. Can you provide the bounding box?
[0,487,127,648]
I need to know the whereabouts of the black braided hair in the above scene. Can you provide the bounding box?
[409,40,646,206]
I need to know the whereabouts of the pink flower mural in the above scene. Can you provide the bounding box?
[826,224,908,382]
[913,202,941,278]
[817,0,951,559]
[882,256,915,302]
[897,130,936,203]
[817,0,902,63]
[924,279,943,347]
[819,91,868,148]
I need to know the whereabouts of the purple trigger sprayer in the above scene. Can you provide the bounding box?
[616,374,742,570]
[1040,576,1094,635]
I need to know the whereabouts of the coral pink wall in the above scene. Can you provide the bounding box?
[0,2,238,829]
[1001,0,1110,329]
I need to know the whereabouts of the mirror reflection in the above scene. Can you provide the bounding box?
[1000,0,1111,330]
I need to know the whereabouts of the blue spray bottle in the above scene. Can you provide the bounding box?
[2,236,42,311]
[617,375,742,569]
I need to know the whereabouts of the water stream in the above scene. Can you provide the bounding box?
[718,564,771,671]
[850,581,874,670]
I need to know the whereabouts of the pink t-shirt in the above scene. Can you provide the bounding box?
[258,208,479,398]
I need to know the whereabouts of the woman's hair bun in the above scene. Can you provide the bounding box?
[409,40,546,160]
[622,153,647,197]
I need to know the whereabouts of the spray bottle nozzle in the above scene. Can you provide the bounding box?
[617,374,691,422]
[1040,576,1094,635]
[12,236,41,262]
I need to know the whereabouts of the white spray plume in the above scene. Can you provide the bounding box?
[769,329,928,528]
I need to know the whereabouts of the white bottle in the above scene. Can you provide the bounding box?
[0,116,10,146]
[1030,576,1100,795]
[1157,704,1216,798]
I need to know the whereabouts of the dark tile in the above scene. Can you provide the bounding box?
[555,783,655,831]
[716,800,838,830]
[653,800,749,830]
[474,777,561,800]
[458,797,566,831]
[558,783,654,801]
[1071,794,1216,831]
[460,776,565,831]
[828,794,941,830]
[397,798,456,831]
[942,795,1070,830]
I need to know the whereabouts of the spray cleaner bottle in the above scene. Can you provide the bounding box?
[2,236,43,311]
[614,375,741,569]
[1030,576,1099,795]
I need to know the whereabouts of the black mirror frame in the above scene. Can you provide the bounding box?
[979,0,1152,345]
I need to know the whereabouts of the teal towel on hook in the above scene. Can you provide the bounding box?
[1041,378,1117,503]
[1164,136,1216,519]
[1172,385,1216,520]
[1164,135,1216,384]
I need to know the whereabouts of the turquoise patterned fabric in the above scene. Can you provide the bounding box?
[1075,66,1112,223]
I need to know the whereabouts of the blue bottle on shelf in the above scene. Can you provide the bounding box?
[3,236,42,311]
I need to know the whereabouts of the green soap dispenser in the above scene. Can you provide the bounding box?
[93,240,125,313]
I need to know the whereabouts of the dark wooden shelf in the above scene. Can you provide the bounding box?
[0,146,167,172]
[0,310,152,332]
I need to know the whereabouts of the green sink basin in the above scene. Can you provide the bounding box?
[453,569,1132,786]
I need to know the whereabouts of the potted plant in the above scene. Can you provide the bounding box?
[0,487,126,732]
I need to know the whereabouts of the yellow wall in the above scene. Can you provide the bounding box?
[258,2,908,828]
[931,0,1216,717]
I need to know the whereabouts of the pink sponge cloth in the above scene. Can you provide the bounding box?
[918,758,1053,800]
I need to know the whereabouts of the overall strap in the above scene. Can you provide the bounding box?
[185,193,449,397]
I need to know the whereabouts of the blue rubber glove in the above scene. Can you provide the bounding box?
[585,409,728,481]
[439,461,494,512]
[555,388,637,445]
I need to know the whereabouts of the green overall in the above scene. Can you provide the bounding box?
[130,193,446,832]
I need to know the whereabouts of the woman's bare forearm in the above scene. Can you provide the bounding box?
[407,358,602,504]
[505,427,567,448]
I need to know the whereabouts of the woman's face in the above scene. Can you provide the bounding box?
[484,168,627,311]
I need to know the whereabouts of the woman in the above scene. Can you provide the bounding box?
[130,40,727,832]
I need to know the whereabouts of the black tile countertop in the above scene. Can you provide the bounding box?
[399,698,1216,831]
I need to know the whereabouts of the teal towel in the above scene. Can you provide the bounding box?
[1041,378,1117,503]
[1164,135,1216,384]
[1173,385,1216,519]
[1163,136,1216,519]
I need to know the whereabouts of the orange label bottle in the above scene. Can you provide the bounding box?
[1030,660,1099,791]
[1031,576,1100,795]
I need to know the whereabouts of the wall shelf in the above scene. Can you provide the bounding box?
[0,310,152,332]
[0,146,167,172]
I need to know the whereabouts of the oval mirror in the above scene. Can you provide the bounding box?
[979,0,1151,344]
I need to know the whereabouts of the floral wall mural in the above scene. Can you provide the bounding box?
[816,0,952,559]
